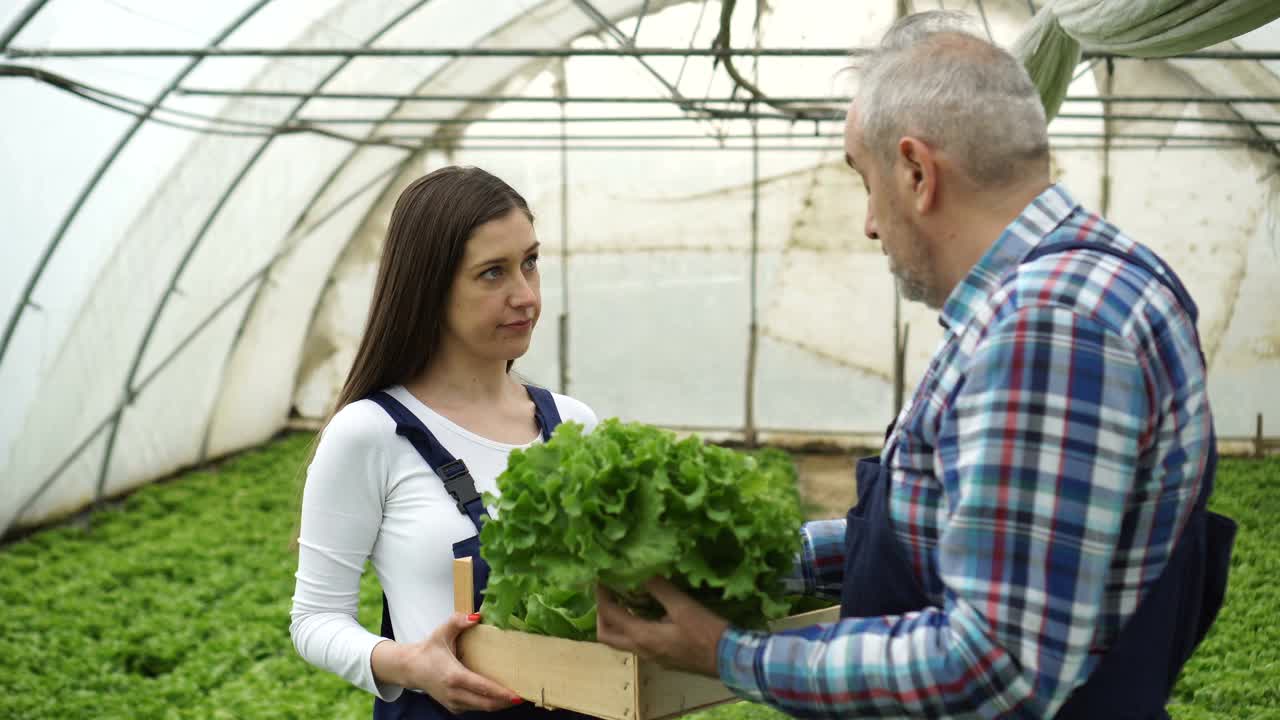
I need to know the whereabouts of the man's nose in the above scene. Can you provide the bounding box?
[864,213,879,241]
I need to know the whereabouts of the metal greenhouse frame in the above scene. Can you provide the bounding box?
[3,0,1279,536]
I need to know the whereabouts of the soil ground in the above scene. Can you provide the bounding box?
[793,452,858,518]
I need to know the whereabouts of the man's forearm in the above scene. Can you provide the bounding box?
[716,600,1041,718]
[791,519,846,598]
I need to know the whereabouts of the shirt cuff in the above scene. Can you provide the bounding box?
[717,626,770,703]
[366,638,405,702]
[780,550,808,595]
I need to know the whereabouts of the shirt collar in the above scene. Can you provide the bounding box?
[937,183,1080,331]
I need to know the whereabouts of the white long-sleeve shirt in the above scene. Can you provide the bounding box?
[289,384,598,701]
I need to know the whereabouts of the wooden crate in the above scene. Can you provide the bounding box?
[453,558,839,720]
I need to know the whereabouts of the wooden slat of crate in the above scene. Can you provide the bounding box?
[458,622,735,720]
[769,605,841,631]
[637,661,738,720]
[453,559,841,720]
[460,624,641,720]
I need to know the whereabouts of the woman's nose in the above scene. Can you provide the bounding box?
[510,273,537,307]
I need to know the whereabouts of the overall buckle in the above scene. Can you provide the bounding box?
[438,460,480,515]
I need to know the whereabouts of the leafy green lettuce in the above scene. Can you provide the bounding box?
[478,420,803,640]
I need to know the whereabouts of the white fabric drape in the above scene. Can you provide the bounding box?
[1014,0,1280,118]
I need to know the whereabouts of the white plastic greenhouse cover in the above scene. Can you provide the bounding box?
[2,0,1279,536]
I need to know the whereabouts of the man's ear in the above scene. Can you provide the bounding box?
[896,136,937,214]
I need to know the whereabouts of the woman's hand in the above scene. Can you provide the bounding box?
[373,612,523,712]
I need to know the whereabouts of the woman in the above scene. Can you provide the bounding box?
[290,166,598,719]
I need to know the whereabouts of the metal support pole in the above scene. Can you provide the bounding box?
[744,114,760,449]
[286,110,1280,125]
[0,0,50,50]
[743,11,762,449]
[10,46,1280,61]
[225,142,1262,153]
[1256,413,1265,459]
[630,0,651,45]
[556,59,571,396]
[168,88,1280,111]
[893,284,903,416]
[1101,59,1114,217]
[6,46,862,58]
[570,0,732,135]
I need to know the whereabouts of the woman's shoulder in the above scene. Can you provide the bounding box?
[306,396,404,492]
[548,391,599,432]
[320,395,400,450]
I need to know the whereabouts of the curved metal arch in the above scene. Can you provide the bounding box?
[202,0,694,440]
[91,0,444,504]
[17,0,549,522]
[0,0,275,368]
[8,157,411,532]
[0,0,51,50]
[0,1,279,535]
[16,0,698,525]
[193,2,580,456]
[195,150,418,461]
[194,151,416,460]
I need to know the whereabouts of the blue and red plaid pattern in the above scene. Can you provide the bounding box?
[720,185,1213,718]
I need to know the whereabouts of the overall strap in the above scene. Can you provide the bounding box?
[365,392,486,532]
[1023,240,1199,326]
[524,384,562,441]
[1020,239,1217,510]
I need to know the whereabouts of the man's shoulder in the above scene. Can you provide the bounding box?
[994,217,1186,341]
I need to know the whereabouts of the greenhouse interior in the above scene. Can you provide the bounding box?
[2,0,1280,718]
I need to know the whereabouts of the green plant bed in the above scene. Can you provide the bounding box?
[0,435,1275,719]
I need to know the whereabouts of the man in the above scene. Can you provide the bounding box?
[595,11,1235,719]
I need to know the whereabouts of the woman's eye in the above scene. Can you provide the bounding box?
[481,266,502,280]
[522,255,539,271]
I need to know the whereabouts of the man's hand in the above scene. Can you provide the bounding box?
[594,578,731,678]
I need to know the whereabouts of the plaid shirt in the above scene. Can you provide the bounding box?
[719,185,1213,718]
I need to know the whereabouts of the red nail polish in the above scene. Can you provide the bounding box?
[468,613,482,622]
[511,697,523,705]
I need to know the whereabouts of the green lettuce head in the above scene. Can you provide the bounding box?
[479,420,803,640]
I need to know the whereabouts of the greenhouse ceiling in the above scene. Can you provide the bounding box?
[3,0,1280,536]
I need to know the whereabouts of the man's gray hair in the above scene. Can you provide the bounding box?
[853,11,1050,188]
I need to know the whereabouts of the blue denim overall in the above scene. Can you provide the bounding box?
[366,386,589,720]
[841,241,1237,719]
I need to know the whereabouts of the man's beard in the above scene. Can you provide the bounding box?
[894,269,933,307]
[888,233,939,309]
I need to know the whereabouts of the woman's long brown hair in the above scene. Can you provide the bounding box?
[292,166,533,546]
[334,165,533,411]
